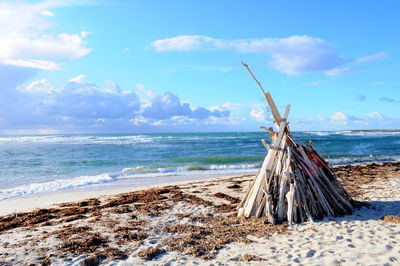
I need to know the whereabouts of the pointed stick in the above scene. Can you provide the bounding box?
[241,61,266,94]
[241,61,282,123]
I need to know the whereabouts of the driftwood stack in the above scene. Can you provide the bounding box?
[238,63,354,225]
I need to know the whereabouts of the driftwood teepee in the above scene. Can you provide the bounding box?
[237,62,354,225]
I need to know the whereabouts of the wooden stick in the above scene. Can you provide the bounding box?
[241,61,282,123]
[286,183,295,225]
[264,93,282,123]
[242,105,290,217]
[241,61,266,94]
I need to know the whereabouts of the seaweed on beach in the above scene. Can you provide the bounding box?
[114,226,148,243]
[239,254,266,261]
[214,203,237,213]
[212,192,241,204]
[335,162,400,198]
[61,214,86,223]
[137,247,166,260]
[102,187,175,208]
[51,223,141,263]
[110,205,132,214]
[59,198,101,208]
[79,248,129,266]
[162,216,286,259]
[170,191,213,207]
[60,233,109,254]
[381,215,400,224]
[53,225,92,239]
[0,187,177,233]
[2,162,399,264]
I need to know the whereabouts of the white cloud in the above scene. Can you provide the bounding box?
[152,35,211,52]
[250,108,266,121]
[141,92,229,120]
[146,90,157,99]
[366,112,384,120]
[330,112,348,121]
[24,79,55,93]
[152,35,389,76]
[330,112,348,125]
[68,74,86,83]
[291,111,399,131]
[0,78,232,133]
[129,116,148,126]
[40,10,54,17]
[354,52,388,63]
[135,83,145,90]
[0,1,91,71]
[324,67,352,76]
[152,35,345,75]
[3,59,59,70]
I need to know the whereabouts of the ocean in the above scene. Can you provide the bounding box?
[1,131,400,200]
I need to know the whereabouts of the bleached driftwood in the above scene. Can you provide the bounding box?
[238,63,354,224]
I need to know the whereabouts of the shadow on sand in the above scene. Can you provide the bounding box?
[318,200,400,223]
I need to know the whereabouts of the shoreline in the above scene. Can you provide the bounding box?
[0,172,255,216]
[0,160,399,216]
[0,161,399,265]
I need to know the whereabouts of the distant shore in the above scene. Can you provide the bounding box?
[349,129,400,132]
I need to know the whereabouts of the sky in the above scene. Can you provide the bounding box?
[1,0,399,134]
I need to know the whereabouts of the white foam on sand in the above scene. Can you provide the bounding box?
[0,173,116,200]
[0,167,257,203]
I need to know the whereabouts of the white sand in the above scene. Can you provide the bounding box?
[0,173,399,265]
[113,177,400,265]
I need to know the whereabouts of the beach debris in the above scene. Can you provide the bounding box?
[1,162,399,263]
[238,62,354,224]
[239,254,266,262]
[137,247,166,260]
[381,215,400,224]
[162,216,286,259]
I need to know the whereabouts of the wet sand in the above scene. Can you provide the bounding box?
[0,162,400,265]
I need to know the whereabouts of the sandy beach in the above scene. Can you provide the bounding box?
[0,162,400,265]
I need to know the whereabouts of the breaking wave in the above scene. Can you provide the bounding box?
[0,173,116,200]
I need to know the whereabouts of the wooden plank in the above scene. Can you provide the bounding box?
[243,104,290,217]
[286,183,295,225]
[282,104,291,121]
[277,149,291,220]
[264,92,282,123]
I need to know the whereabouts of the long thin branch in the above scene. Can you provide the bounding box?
[241,61,266,95]
[241,61,283,123]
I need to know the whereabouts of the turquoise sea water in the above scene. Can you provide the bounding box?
[0,131,399,200]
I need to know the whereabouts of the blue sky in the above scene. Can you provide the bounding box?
[1,0,399,134]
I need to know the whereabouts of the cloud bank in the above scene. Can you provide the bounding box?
[1,75,396,133]
[0,78,231,133]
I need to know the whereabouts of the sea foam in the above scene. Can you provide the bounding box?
[0,173,115,200]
